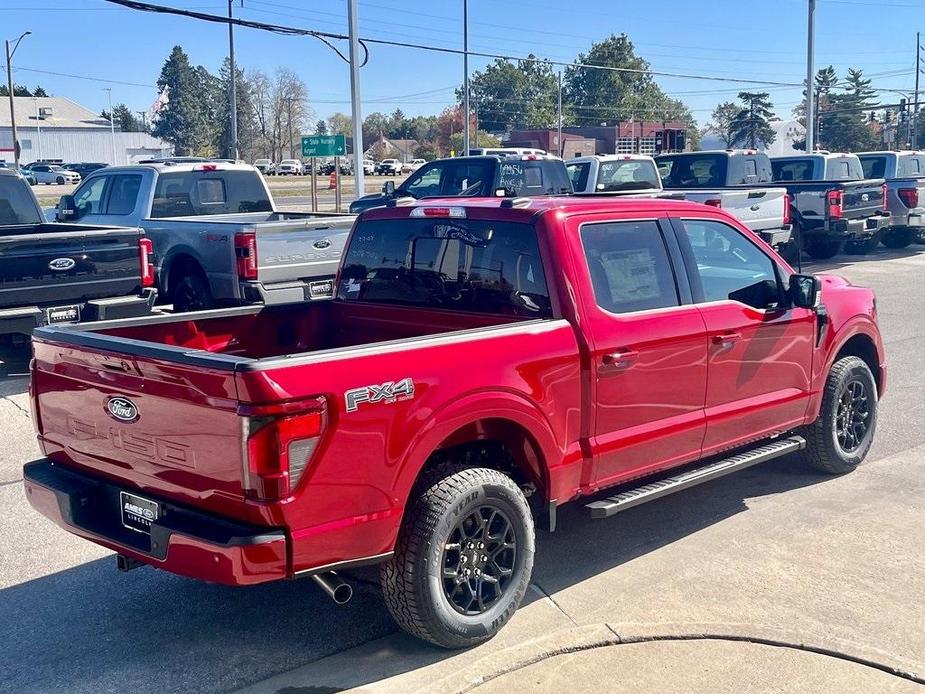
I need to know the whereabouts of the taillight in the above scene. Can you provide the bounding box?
[409,206,467,218]
[138,237,155,288]
[704,198,722,208]
[826,190,844,219]
[239,398,325,501]
[898,187,919,209]
[235,231,258,280]
[882,184,888,211]
[782,193,791,226]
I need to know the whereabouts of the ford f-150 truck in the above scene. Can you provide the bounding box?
[350,155,573,213]
[857,151,925,248]
[23,196,885,649]
[655,150,794,260]
[771,153,889,258]
[55,162,355,312]
[566,154,666,195]
[0,168,156,336]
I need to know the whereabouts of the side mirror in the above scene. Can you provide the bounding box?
[56,194,78,221]
[382,180,395,196]
[789,274,821,309]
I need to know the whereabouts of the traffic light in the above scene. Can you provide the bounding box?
[886,110,895,124]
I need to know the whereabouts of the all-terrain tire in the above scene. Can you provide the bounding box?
[171,272,214,313]
[380,464,534,649]
[798,356,877,474]
[805,238,842,260]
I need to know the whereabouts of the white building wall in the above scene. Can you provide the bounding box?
[0,127,172,165]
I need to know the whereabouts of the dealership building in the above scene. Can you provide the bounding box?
[0,96,172,166]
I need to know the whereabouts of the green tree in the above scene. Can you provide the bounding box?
[314,119,328,135]
[152,46,209,155]
[709,101,740,147]
[463,55,558,132]
[215,57,258,159]
[0,84,32,96]
[412,141,439,160]
[362,111,390,145]
[450,130,501,153]
[327,112,353,137]
[564,34,690,128]
[33,86,49,97]
[844,68,878,108]
[728,92,776,148]
[105,103,143,132]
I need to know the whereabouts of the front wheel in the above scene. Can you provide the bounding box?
[799,356,877,474]
[381,465,535,649]
[880,227,914,249]
[56,176,65,185]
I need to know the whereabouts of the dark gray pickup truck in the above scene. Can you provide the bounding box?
[771,153,889,259]
[0,169,155,336]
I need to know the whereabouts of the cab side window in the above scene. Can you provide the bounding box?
[679,219,781,309]
[72,176,108,216]
[580,220,680,314]
[105,174,142,215]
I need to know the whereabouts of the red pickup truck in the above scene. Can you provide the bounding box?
[23,196,885,648]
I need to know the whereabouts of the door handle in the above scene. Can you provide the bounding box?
[711,332,742,349]
[601,349,639,371]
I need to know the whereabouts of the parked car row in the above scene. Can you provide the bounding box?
[252,157,428,177]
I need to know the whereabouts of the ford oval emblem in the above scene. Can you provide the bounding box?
[313,239,332,250]
[861,193,870,202]
[107,396,139,423]
[48,257,76,272]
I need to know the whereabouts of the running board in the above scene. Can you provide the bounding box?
[585,436,806,519]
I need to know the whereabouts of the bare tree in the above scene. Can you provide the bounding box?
[246,68,312,161]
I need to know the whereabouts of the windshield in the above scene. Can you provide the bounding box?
[596,160,661,191]
[0,177,43,225]
[338,218,552,318]
[150,170,273,218]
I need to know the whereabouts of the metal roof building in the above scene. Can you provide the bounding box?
[0,96,172,165]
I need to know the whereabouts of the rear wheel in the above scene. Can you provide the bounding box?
[799,356,877,475]
[880,227,914,249]
[805,238,842,260]
[380,465,534,649]
[171,272,214,313]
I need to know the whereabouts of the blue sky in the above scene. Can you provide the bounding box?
[1,0,922,129]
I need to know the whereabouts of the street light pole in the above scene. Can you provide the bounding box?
[805,0,816,153]
[5,31,31,170]
[33,97,41,161]
[914,31,921,149]
[463,0,470,155]
[347,0,364,201]
[105,87,116,164]
[228,0,238,160]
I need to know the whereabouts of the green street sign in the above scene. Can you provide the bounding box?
[301,134,346,157]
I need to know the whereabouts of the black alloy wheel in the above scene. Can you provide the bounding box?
[835,379,871,454]
[441,506,517,615]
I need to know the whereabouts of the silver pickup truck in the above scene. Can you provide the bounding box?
[858,151,925,248]
[55,162,354,312]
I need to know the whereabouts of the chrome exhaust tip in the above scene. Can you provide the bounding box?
[311,571,353,605]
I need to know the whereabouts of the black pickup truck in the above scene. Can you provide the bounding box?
[349,154,573,213]
[0,169,156,336]
[771,153,889,259]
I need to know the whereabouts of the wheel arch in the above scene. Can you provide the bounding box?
[833,331,882,395]
[161,247,206,297]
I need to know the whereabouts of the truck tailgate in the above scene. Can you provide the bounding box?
[0,226,143,309]
[30,336,255,521]
[842,180,886,219]
[681,188,787,232]
[255,216,354,286]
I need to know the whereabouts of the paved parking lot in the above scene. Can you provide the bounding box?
[1,246,924,693]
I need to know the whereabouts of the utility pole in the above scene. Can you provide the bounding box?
[462,0,470,155]
[286,96,294,159]
[557,70,563,157]
[914,31,921,149]
[805,0,816,153]
[5,31,30,170]
[228,0,239,160]
[347,0,364,201]
[137,111,148,131]
[105,87,116,164]
[473,92,479,148]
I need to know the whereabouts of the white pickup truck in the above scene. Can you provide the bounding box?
[858,150,925,247]
[566,154,666,195]
[656,150,793,259]
[55,162,355,312]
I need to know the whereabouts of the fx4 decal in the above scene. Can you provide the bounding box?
[345,378,415,412]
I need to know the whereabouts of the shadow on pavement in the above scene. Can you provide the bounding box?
[0,342,30,398]
[0,454,834,694]
[801,244,924,273]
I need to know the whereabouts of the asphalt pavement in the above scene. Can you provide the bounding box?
[1,246,924,693]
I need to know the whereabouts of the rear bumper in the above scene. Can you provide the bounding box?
[240,278,335,304]
[840,213,889,239]
[0,289,157,337]
[757,225,793,247]
[23,459,288,586]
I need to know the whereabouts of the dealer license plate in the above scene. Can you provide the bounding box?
[120,491,160,535]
